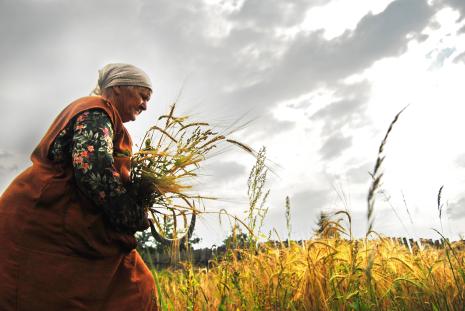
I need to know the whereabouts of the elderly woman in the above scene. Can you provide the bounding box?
[0,64,158,310]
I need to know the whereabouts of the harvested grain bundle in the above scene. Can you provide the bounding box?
[131,103,254,247]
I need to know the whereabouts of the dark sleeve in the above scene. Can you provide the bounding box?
[71,109,148,234]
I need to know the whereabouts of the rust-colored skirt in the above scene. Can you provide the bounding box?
[0,167,158,311]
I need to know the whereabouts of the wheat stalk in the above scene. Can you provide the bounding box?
[367,105,408,235]
[132,103,256,239]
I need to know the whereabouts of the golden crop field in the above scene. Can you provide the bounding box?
[149,237,464,310]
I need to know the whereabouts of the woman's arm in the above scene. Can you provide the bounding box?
[71,109,149,234]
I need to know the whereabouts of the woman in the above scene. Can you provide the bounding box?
[0,63,158,310]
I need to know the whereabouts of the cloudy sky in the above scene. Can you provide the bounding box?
[1,0,465,246]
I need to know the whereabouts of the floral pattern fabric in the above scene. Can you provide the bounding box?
[49,109,148,234]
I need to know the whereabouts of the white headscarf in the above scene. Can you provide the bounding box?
[91,63,152,95]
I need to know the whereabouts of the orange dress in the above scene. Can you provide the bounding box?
[0,96,157,310]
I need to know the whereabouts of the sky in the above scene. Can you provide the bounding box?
[1,0,465,247]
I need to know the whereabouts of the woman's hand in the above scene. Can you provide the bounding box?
[130,177,160,208]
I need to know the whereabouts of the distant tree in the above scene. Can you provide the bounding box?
[136,216,201,266]
[136,229,158,265]
[222,227,249,250]
[314,211,341,239]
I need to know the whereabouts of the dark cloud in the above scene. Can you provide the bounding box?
[0,0,436,157]
[319,134,352,160]
[447,197,465,219]
[226,0,434,110]
[243,112,295,141]
[459,24,465,34]
[201,161,247,185]
[310,81,371,160]
[136,0,436,121]
[346,163,372,184]
[292,188,329,212]
[312,80,371,136]
[0,0,145,76]
[139,0,213,64]
[415,33,429,43]
[0,0,161,155]
[453,51,465,64]
[313,97,364,122]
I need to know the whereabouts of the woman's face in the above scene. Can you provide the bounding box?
[113,86,152,122]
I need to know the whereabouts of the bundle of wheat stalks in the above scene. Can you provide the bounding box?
[131,104,254,239]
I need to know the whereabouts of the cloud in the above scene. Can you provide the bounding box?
[459,24,465,34]
[0,0,145,75]
[429,47,456,69]
[0,0,160,154]
[440,0,465,20]
[0,150,13,159]
[227,0,434,108]
[453,51,465,64]
[319,134,353,160]
[455,153,465,167]
[0,150,21,190]
[0,0,452,242]
[243,112,295,141]
[415,33,430,43]
[0,0,436,155]
[447,197,465,219]
[286,98,313,110]
[310,81,371,160]
[346,163,372,184]
[291,188,329,213]
[346,208,404,237]
[136,0,435,120]
[201,160,247,185]
[0,164,19,175]
[230,0,330,29]
[312,80,371,136]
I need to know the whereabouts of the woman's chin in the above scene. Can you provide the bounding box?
[128,113,137,122]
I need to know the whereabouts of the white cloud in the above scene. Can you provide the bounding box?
[301,0,396,39]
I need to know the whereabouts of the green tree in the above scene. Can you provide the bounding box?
[314,211,341,239]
